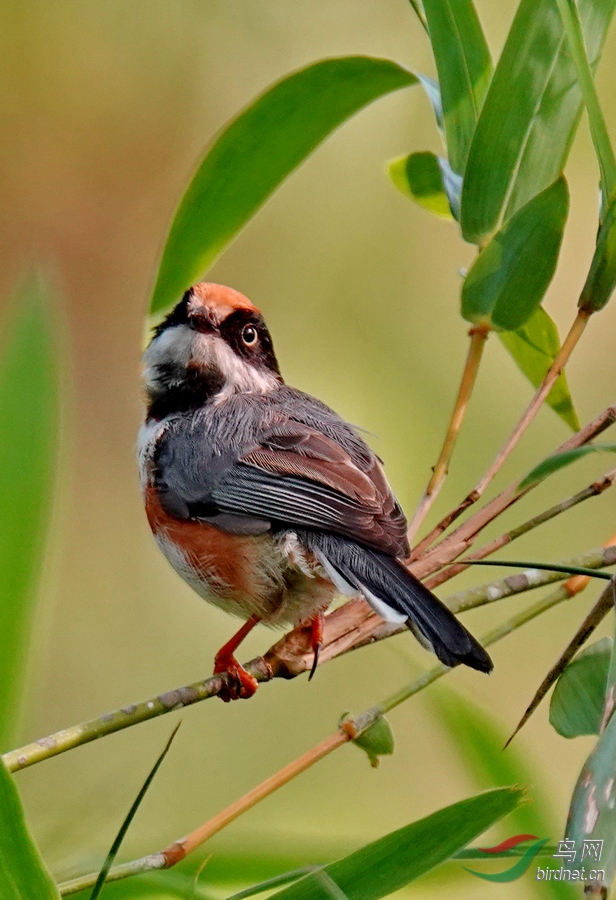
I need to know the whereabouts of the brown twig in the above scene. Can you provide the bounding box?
[5,544,616,776]
[425,468,616,591]
[410,403,616,577]
[505,536,616,747]
[471,309,591,499]
[407,325,490,544]
[56,575,581,897]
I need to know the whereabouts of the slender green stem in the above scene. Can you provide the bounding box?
[463,560,613,580]
[556,0,616,206]
[6,544,616,775]
[56,579,576,897]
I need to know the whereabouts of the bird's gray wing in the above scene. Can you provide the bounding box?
[155,419,409,556]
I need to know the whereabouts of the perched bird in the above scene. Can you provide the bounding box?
[139,282,492,701]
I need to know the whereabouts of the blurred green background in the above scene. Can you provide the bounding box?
[2,1,616,897]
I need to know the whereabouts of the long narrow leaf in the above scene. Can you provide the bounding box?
[461,0,616,245]
[461,176,568,331]
[580,194,616,312]
[555,0,616,208]
[269,788,523,900]
[150,57,417,318]
[0,760,60,899]
[519,445,616,490]
[422,0,492,174]
[0,275,58,750]
[498,307,580,430]
[89,724,181,900]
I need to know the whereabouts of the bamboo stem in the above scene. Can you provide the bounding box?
[56,578,580,897]
[407,326,489,544]
[6,544,616,776]
[411,313,598,560]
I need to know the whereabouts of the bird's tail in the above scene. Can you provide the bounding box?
[301,531,492,673]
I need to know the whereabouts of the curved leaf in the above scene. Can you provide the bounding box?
[580,194,616,313]
[498,306,580,430]
[0,760,59,898]
[269,788,523,900]
[422,0,492,174]
[150,57,417,318]
[0,276,58,751]
[566,694,616,891]
[550,637,612,739]
[461,177,568,331]
[388,152,453,219]
[519,444,616,490]
[461,0,616,245]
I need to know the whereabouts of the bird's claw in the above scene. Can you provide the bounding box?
[214,655,258,702]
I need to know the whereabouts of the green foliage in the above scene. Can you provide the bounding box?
[498,307,580,430]
[388,152,454,219]
[461,177,569,331]
[519,444,616,490]
[350,714,394,767]
[267,788,523,900]
[89,725,180,900]
[0,760,60,899]
[460,0,616,245]
[0,275,58,751]
[555,0,616,209]
[422,0,492,174]
[429,688,575,899]
[550,637,612,738]
[580,195,616,312]
[566,702,616,888]
[149,57,417,319]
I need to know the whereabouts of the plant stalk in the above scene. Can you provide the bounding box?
[407,325,489,544]
[56,578,579,897]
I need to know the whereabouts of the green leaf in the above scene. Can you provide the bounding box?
[565,696,616,890]
[550,637,612,738]
[422,0,492,174]
[580,194,616,312]
[555,0,616,210]
[150,57,417,319]
[388,152,454,219]
[461,177,569,331]
[0,275,58,750]
[430,689,575,899]
[0,760,60,898]
[461,0,616,245]
[351,714,394,767]
[89,724,181,900]
[498,306,580,430]
[518,444,616,490]
[268,788,523,900]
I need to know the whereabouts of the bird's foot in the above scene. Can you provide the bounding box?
[213,653,259,702]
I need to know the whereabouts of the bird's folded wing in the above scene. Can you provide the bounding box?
[210,426,409,556]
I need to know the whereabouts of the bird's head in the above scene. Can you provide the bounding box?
[143,282,282,419]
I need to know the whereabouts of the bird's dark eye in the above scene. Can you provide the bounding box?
[241,324,258,346]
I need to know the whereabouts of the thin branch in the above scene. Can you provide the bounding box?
[506,580,615,747]
[6,543,616,776]
[56,576,578,897]
[411,362,611,566]
[411,403,616,576]
[425,468,616,590]
[408,325,489,544]
[468,309,591,498]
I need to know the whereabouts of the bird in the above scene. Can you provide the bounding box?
[139,282,492,701]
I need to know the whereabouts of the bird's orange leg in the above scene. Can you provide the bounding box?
[308,611,325,682]
[213,614,261,702]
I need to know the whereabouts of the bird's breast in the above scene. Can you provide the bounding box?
[143,487,334,624]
